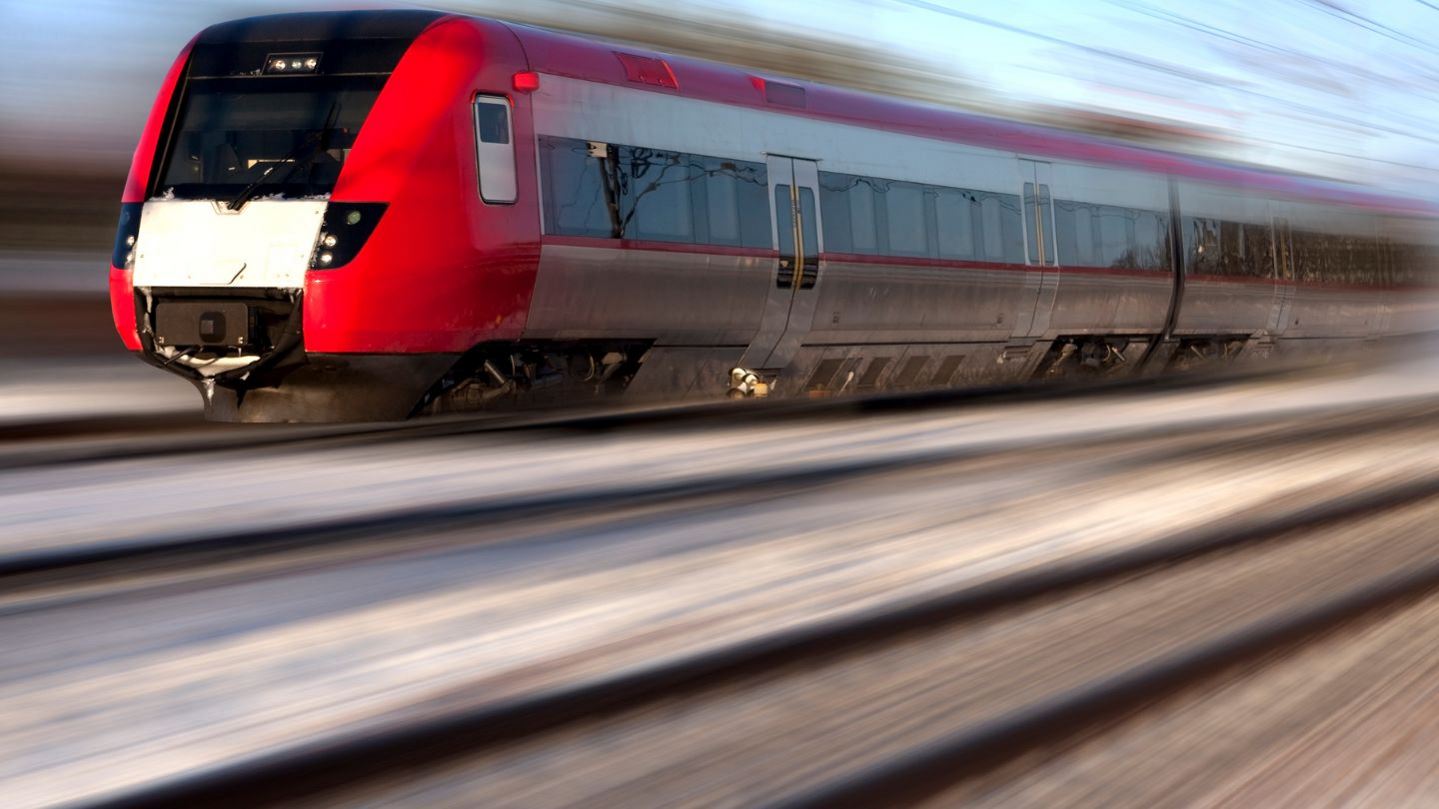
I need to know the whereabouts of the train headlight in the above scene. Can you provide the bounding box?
[310,203,387,270]
[111,202,142,270]
[265,52,322,74]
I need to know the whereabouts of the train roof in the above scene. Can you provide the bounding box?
[197,10,1435,217]
[497,19,1435,218]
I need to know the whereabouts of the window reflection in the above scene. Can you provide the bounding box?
[537,135,769,248]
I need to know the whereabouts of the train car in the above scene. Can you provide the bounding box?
[108,10,1439,422]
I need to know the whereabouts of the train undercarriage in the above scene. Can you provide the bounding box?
[132,284,1362,422]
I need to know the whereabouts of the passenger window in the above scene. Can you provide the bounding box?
[705,160,742,245]
[820,174,854,254]
[823,172,886,251]
[703,158,770,248]
[850,178,880,253]
[820,172,1023,262]
[734,163,771,249]
[1135,211,1166,270]
[620,146,698,243]
[1185,217,1220,276]
[886,182,927,257]
[1243,222,1274,277]
[1097,207,1132,267]
[936,190,976,259]
[981,196,1004,260]
[473,96,517,204]
[996,193,1026,262]
[1055,200,1096,266]
[538,136,611,237]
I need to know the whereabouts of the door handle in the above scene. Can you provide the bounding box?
[777,257,795,289]
[800,256,818,289]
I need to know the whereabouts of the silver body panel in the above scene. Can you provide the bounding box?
[804,261,1034,345]
[1174,279,1277,336]
[1047,272,1171,335]
[520,74,1435,398]
[526,245,770,345]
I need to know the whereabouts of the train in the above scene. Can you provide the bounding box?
[108,10,1439,422]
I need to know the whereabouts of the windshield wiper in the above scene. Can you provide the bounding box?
[226,101,341,212]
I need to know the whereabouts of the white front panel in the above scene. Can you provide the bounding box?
[133,199,326,289]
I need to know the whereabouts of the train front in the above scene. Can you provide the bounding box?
[109,11,537,422]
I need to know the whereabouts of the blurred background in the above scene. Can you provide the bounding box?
[4,0,1439,302]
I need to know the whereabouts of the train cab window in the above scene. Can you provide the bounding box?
[156,75,385,200]
[473,96,517,204]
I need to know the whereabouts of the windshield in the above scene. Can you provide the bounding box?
[155,75,384,200]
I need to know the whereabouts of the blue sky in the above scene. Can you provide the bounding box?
[3,0,1437,195]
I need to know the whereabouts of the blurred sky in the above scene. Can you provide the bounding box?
[3,0,1438,195]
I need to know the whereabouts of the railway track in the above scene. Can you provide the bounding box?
[90,434,1439,808]
[6,360,1439,807]
[0,363,1288,472]
[3,373,1433,595]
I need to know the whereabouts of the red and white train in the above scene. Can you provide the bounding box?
[109,10,1439,421]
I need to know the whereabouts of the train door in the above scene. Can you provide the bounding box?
[740,156,824,370]
[1011,160,1059,338]
[1268,216,1297,334]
